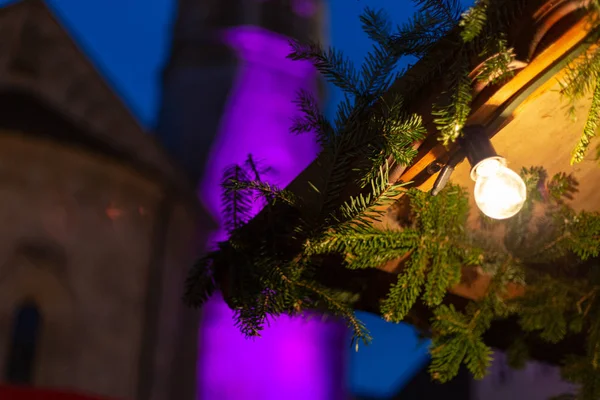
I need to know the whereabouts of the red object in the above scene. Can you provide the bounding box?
[0,386,118,400]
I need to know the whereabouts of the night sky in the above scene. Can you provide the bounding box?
[0,0,472,397]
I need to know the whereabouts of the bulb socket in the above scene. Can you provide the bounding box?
[459,125,499,177]
[459,125,498,166]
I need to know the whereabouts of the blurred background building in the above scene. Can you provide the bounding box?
[0,0,578,399]
[0,1,203,399]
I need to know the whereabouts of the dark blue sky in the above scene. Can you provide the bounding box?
[0,0,472,397]
[1,0,175,126]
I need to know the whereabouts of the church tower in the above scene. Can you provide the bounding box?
[155,0,326,186]
[157,1,348,400]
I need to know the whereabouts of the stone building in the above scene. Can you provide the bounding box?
[0,1,207,399]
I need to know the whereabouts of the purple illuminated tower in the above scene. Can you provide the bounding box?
[156,1,348,399]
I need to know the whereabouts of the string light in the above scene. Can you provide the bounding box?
[471,156,526,219]
[431,125,526,220]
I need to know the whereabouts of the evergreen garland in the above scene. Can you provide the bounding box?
[184,0,600,396]
[560,4,600,164]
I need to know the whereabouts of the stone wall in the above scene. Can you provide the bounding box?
[0,131,169,400]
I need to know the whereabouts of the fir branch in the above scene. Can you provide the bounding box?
[183,253,217,307]
[225,247,304,339]
[381,249,428,322]
[525,205,600,263]
[221,165,253,233]
[339,162,410,227]
[562,354,600,400]
[358,9,416,99]
[561,46,600,105]
[476,36,515,85]
[288,41,361,97]
[385,112,426,162]
[547,171,579,203]
[518,276,574,343]
[222,179,297,206]
[564,210,600,260]
[245,154,269,182]
[233,288,278,338]
[503,166,546,254]
[423,240,459,307]
[477,0,528,41]
[303,282,371,347]
[308,227,420,269]
[572,76,600,164]
[380,184,475,321]
[429,304,493,382]
[506,337,531,370]
[221,155,287,234]
[277,269,372,346]
[428,248,520,383]
[560,40,600,163]
[359,41,401,98]
[358,109,426,186]
[433,71,473,145]
[291,89,335,148]
[391,0,461,59]
[410,184,471,234]
[460,0,489,43]
[292,7,428,221]
[360,8,393,49]
[413,0,463,27]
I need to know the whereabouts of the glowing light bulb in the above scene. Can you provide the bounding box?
[471,157,526,220]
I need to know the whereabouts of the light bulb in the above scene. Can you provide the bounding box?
[471,157,526,220]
